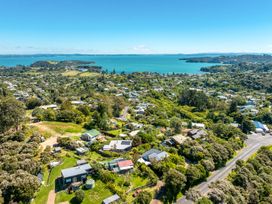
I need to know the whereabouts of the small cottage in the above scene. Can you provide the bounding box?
[81,129,101,141]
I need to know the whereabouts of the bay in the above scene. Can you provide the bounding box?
[0,54,220,74]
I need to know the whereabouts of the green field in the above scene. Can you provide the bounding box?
[42,121,85,134]
[32,157,76,204]
[55,180,113,204]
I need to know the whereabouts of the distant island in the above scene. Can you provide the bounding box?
[200,63,272,73]
[181,54,272,64]
[29,60,102,72]
[180,54,272,73]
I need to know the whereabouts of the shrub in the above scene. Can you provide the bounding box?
[75,190,85,203]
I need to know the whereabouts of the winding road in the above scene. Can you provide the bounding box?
[177,133,272,204]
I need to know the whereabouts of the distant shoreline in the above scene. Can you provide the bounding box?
[0,52,271,57]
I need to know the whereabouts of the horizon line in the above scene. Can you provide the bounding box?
[0,52,271,56]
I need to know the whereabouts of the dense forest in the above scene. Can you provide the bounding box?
[196,146,272,204]
[200,63,272,73]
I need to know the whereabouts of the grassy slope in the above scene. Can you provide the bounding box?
[55,180,113,204]
[32,157,76,204]
[41,121,85,134]
[31,121,86,138]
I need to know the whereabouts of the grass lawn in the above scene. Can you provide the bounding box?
[55,180,113,204]
[32,157,76,204]
[26,110,33,117]
[107,129,122,137]
[131,175,149,188]
[70,135,81,140]
[85,151,105,162]
[62,70,81,77]
[40,121,85,135]
[79,72,100,77]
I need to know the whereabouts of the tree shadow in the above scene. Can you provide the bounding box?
[55,177,64,193]
[70,197,80,204]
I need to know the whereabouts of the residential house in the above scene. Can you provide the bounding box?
[253,121,269,134]
[103,140,132,152]
[76,147,89,155]
[71,100,86,105]
[126,122,143,130]
[129,130,140,137]
[49,161,60,168]
[187,129,207,140]
[53,147,62,153]
[40,104,58,110]
[192,123,205,129]
[61,164,92,186]
[240,105,259,115]
[81,129,101,142]
[138,149,169,165]
[171,134,187,145]
[76,159,88,166]
[107,158,134,173]
[119,133,128,138]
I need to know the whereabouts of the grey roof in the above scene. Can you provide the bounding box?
[61,167,86,178]
[76,147,88,153]
[103,140,132,151]
[103,194,120,204]
[79,164,92,171]
[77,159,87,166]
[142,149,161,160]
[189,129,207,140]
[61,164,92,178]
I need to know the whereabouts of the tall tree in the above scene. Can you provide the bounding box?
[0,97,25,133]
[179,89,210,111]
[164,169,187,203]
[134,191,152,204]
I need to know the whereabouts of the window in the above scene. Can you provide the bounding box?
[65,178,72,183]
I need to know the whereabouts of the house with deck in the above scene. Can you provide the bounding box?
[138,148,169,165]
[103,140,132,152]
[106,158,134,173]
[61,164,92,186]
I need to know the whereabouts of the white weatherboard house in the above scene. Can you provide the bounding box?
[103,140,132,152]
[192,122,205,129]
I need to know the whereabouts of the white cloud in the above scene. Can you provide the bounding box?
[132,45,153,54]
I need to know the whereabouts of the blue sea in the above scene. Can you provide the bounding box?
[0,54,220,74]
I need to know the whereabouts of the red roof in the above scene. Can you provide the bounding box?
[117,160,133,167]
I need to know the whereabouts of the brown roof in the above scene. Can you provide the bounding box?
[117,160,133,167]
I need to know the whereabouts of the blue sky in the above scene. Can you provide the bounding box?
[1,0,272,54]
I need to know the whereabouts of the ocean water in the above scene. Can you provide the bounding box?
[0,54,219,74]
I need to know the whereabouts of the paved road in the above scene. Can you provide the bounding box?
[177,133,272,204]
